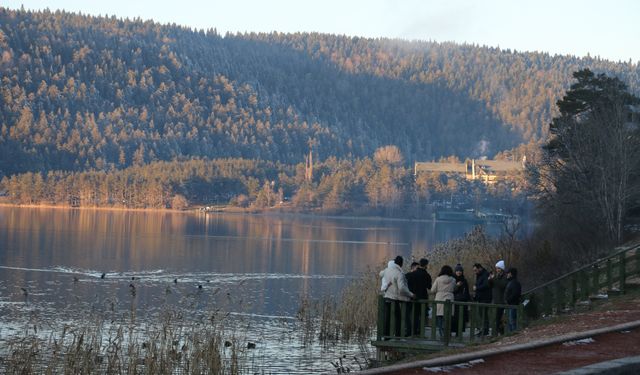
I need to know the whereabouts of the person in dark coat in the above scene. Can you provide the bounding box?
[472,263,491,303]
[406,258,432,335]
[472,263,491,335]
[489,260,508,334]
[452,264,470,336]
[505,267,522,332]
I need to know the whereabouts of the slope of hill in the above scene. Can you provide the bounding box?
[0,7,638,177]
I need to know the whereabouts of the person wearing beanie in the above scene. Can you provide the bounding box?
[489,259,508,334]
[505,268,522,331]
[452,264,470,336]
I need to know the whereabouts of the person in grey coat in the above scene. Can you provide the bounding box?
[431,265,455,337]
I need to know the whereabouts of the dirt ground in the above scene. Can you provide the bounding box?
[385,287,640,374]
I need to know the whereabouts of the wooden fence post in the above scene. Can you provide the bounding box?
[430,301,437,340]
[443,301,452,345]
[619,252,626,294]
[579,270,587,300]
[606,259,613,291]
[592,265,600,295]
[400,302,407,337]
[543,287,552,316]
[457,304,464,341]
[469,304,477,342]
[517,303,524,331]
[420,302,426,338]
[390,302,396,339]
[377,295,384,341]
[570,274,577,308]
[555,282,564,313]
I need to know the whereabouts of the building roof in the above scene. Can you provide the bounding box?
[414,162,467,174]
[474,160,522,172]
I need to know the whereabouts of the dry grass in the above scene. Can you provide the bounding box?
[1,307,248,374]
[411,225,582,289]
[296,267,380,347]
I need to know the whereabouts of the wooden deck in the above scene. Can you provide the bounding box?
[373,242,640,356]
[373,297,522,354]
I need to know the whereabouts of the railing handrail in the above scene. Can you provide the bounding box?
[523,242,640,296]
[407,298,518,310]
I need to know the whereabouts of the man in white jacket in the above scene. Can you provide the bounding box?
[380,256,415,337]
[379,260,395,292]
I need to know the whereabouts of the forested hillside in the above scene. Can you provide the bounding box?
[0,7,638,177]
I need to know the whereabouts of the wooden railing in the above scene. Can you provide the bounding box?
[374,243,640,351]
[375,297,523,346]
[522,243,640,319]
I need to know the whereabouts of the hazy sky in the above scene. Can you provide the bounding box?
[4,0,640,63]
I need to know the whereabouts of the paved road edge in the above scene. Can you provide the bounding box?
[357,320,640,374]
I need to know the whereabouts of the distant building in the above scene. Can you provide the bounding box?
[414,158,524,184]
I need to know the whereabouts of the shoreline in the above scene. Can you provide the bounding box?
[0,202,526,226]
[0,202,446,224]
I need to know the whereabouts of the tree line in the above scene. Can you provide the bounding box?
[0,149,527,216]
[1,7,638,178]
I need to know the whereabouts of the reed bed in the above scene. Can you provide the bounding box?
[1,307,249,374]
[294,269,380,372]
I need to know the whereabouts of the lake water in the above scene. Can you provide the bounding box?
[0,207,499,373]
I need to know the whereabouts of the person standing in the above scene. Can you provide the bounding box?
[430,265,455,337]
[472,263,491,335]
[489,260,508,334]
[381,256,415,337]
[505,267,522,332]
[452,264,470,336]
[406,258,432,335]
[379,259,395,292]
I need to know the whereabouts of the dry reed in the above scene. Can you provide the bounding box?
[1,306,248,374]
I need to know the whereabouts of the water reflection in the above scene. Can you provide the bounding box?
[0,206,496,372]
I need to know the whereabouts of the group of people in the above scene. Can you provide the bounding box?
[379,256,522,338]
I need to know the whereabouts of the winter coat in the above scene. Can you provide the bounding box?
[453,274,471,302]
[379,260,395,292]
[382,263,414,302]
[474,268,492,303]
[406,268,432,300]
[505,277,522,305]
[489,271,508,305]
[430,275,456,316]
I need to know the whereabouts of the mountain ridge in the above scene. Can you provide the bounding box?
[0,6,638,177]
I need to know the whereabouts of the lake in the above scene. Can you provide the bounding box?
[0,206,500,373]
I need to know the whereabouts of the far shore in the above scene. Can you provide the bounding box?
[0,201,453,224]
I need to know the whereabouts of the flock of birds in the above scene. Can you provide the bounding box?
[16,272,257,350]
[19,272,211,298]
